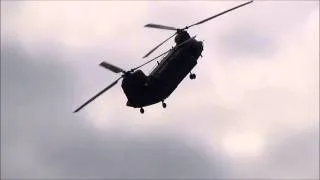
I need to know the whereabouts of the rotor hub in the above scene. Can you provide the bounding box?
[175,30,191,44]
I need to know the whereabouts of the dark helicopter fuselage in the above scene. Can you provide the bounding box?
[121,37,203,108]
[73,0,253,113]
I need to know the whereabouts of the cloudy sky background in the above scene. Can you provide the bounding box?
[1,0,319,179]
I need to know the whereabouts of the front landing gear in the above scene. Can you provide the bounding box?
[140,107,144,114]
[189,73,196,80]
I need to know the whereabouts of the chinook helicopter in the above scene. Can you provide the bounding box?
[74,0,253,114]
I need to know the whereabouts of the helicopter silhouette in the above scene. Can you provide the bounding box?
[74,0,253,114]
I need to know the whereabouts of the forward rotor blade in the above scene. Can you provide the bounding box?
[186,0,253,29]
[134,36,197,71]
[100,61,126,73]
[73,77,122,113]
[143,32,177,58]
[144,23,177,31]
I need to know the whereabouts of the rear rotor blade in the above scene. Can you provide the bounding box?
[186,0,253,29]
[143,32,177,58]
[144,23,177,31]
[73,77,122,113]
[100,61,126,73]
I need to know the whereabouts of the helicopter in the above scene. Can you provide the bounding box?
[74,0,253,114]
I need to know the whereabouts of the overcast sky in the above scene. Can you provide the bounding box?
[1,1,319,179]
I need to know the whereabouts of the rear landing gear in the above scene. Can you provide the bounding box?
[140,107,144,114]
[162,101,167,108]
[189,73,196,80]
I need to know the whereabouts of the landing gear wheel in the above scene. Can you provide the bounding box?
[140,107,144,114]
[162,102,167,108]
[189,73,196,80]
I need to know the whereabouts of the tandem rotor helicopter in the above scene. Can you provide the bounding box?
[74,0,253,114]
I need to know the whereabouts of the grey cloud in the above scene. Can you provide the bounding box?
[218,28,276,58]
[206,1,317,59]
[259,127,319,179]
[41,133,221,179]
